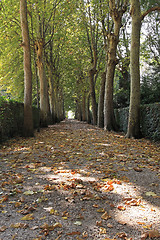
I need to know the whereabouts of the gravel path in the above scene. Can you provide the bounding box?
[0,120,160,240]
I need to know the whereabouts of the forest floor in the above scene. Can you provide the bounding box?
[0,119,160,240]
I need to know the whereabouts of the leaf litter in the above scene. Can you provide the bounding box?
[0,119,160,239]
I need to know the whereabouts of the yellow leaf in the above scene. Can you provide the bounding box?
[143,224,152,229]
[99,227,107,234]
[101,212,111,220]
[53,222,62,228]
[21,213,34,220]
[10,223,28,228]
[50,208,55,214]
[97,208,105,213]
[15,202,22,208]
[93,204,99,208]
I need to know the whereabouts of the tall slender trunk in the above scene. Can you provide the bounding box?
[98,71,106,128]
[89,68,97,125]
[86,93,91,124]
[35,39,50,127]
[75,99,82,121]
[104,33,119,131]
[48,66,56,124]
[20,0,34,137]
[126,0,141,138]
[82,93,87,121]
[104,0,127,131]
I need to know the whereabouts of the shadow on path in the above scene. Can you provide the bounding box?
[0,120,160,240]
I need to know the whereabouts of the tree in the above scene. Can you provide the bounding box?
[78,0,104,125]
[126,0,160,138]
[140,12,160,104]
[104,0,128,131]
[20,0,34,137]
[0,0,24,101]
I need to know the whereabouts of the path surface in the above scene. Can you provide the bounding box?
[0,120,160,240]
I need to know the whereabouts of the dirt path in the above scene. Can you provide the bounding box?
[0,120,160,240]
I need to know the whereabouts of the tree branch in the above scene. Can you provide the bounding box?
[141,6,160,21]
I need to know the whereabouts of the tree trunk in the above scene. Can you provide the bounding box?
[48,66,56,124]
[89,68,97,125]
[126,0,141,138]
[86,93,91,124]
[97,71,106,128]
[20,0,34,137]
[104,0,126,131]
[75,100,82,121]
[35,39,50,127]
[104,33,119,131]
[82,93,87,121]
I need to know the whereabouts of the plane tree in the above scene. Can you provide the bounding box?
[126,0,160,138]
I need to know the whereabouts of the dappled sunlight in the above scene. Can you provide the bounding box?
[37,168,97,184]
[35,163,160,234]
[0,120,160,239]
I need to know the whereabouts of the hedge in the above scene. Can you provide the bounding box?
[0,100,159,142]
[115,102,160,141]
[0,99,39,143]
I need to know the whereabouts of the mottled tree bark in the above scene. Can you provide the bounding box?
[89,68,97,125]
[20,0,34,137]
[82,93,87,121]
[126,1,160,138]
[104,0,127,131]
[126,0,141,138]
[35,39,50,127]
[97,71,106,128]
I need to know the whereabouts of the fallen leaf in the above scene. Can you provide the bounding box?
[30,226,39,230]
[53,222,62,228]
[23,190,35,195]
[101,212,111,220]
[118,220,127,225]
[117,232,127,238]
[93,204,99,208]
[0,195,8,203]
[96,220,103,226]
[137,222,145,225]
[145,191,157,197]
[0,226,7,232]
[124,198,141,206]
[117,206,126,211]
[14,202,22,207]
[10,223,28,228]
[14,175,23,184]
[21,213,34,220]
[74,221,82,226]
[99,227,107,234]
[40,216,46,220]
[82,231,88,238]
[107,223,113,228]
[134,167,143,172]
[20,206,36,215]
[97,208,105,213]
